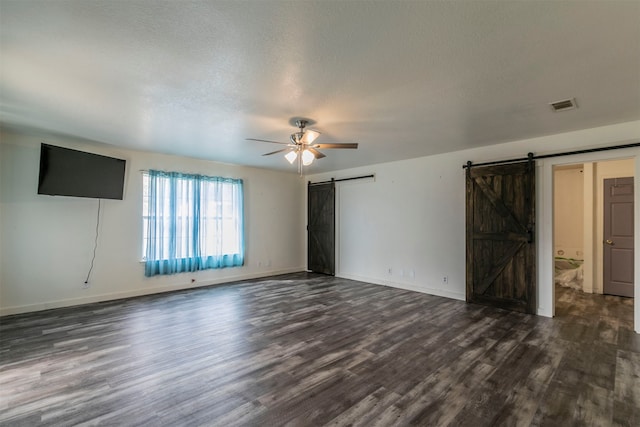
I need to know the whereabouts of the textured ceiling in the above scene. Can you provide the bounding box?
[1,0,639,174]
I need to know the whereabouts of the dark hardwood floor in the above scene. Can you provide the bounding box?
[1,273,638,426]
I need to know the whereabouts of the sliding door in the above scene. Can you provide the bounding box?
[308,182,335,275]
[466,162,536,314]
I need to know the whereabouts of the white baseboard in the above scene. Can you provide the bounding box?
[0,267,304,317]
[537,306,552,318]
[337,272,465,301]
[341,273,555,318]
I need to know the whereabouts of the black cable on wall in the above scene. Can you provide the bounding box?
[84,199,101,284]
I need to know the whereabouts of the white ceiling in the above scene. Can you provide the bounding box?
[1,1,639,174]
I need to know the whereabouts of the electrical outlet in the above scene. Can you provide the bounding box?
[82,282,90,289]
[442,276,448,284]
[388,268,392,275]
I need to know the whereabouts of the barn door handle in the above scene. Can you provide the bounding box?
[527,228,534,244]
[605,239,614,246]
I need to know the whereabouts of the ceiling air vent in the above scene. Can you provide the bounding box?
[549,98,577,112]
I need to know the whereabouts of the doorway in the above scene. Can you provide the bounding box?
[552,158,635,314]
[553,164,585,293]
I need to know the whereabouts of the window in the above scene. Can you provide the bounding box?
[142,170,244,277]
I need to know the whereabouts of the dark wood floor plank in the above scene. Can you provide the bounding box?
[0,273,638,426]
[615,350,640,407]
[325,386,402,427]
[573,383,614,426]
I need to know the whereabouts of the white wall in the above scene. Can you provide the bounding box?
[307,120,640,332]
[0,128,306,315]
[554,166,584,259]
[309,157,466,301]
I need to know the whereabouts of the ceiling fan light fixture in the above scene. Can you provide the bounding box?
[301,149,315,166]
[301,129,320,144]
[285,150,298,164]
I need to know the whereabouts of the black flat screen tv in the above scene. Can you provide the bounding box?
[38,144,126,200]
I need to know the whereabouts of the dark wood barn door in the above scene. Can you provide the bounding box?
[466,161,536,314]
[308,182,335,275]
[603,177,634,297]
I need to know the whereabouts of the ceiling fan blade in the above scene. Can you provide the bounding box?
[262,148,291,156]
[307,147,326,159]
[314,142,358,149]
[246,138,290,145]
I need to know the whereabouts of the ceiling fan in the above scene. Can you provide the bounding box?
[247,119,358,173]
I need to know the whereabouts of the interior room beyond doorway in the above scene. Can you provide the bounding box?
[553,158,635,300]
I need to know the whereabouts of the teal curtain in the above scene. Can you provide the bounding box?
[143,170,244,277]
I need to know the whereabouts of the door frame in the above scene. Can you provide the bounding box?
[539,147,639,332]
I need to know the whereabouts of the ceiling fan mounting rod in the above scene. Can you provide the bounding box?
[291,119,309,145]
[295,119,308,131]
